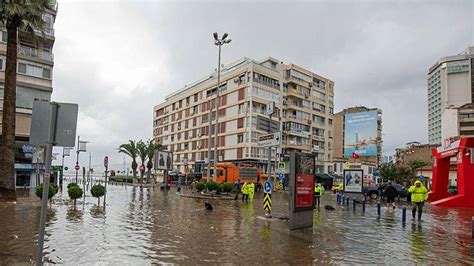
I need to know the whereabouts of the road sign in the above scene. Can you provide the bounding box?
[263,193,272,211]
[75,164,80,171]
[277,162,286,170]
[64,167,69,171]
[30,101,78,147]
[266,102,275,115]
[344,162,350,170]
[104,156,109,168]
[279,173,284,181]
[258,132,281,147]
[264,181,272,194]
[139,165,145,173]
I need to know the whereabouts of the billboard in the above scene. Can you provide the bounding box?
[343,111,378,157]
[343,169,363,193]
[293,153,315,211]
[154,150,173,171]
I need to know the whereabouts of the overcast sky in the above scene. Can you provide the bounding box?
[51,0,474,171]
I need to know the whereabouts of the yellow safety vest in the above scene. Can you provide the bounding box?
[408,185,428,202]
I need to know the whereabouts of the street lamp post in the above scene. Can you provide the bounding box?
[209,32,231,182]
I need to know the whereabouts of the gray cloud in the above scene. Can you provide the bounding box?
[51,0,473,170]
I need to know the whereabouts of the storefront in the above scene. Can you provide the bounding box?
[14,142,44,188]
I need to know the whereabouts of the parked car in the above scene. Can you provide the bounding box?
[364,183,409,200]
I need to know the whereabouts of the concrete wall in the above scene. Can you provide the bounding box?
[447,72,471,107]
[441,108,459,141]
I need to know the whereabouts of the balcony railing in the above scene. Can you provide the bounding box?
[18,46,54,61]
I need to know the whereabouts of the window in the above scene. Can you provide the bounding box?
[249,87,279,102]
[0,58,3,71]
[18,62,51,79]
[253,72,280,89]
[237,134,244,143]
[238,103,245,114]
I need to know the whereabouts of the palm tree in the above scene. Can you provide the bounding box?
[145,141,164,184]
[0,0,52,199]
[136,140,148,186]
[118,140,139,182]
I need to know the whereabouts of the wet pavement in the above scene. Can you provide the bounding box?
[1,181,474,264]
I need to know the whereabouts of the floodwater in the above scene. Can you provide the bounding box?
[1,180,474,265]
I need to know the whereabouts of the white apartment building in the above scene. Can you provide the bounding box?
[0,1,57,187]
[153,57,335,174]
[428,46,474,145]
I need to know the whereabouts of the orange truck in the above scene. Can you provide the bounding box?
[203,162,262,184]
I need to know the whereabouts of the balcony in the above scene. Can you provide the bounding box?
[18,46,54,61]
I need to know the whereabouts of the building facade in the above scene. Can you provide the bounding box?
[153,57,335,174]
[0,1,57,187]
[394,142,437,166]
[427,46,474,145]
[333,106,383,167]
[441,103,474,144]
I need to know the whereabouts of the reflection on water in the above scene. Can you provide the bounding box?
[0,182,473,264]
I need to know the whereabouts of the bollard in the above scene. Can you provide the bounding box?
[352,198,356,211]
[346,196,349,206]
[377,202,381,216]
[340,195,344,205]
[362,200,366,213]
[364,193,367,202]
[402,207,407,225]
[336,192,339,203]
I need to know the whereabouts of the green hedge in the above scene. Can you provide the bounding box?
[68,185,83,200]
[67,182,79,189]
[220,182,233,193]
[109,176,134,183]
[35,183,58,199]
[196,182,206,191]
[207,181,219,191]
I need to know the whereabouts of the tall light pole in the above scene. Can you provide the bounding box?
[208,32,231,181]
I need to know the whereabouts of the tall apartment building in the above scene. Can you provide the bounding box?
[153,57,335,174]
[0,1,57,187]
[427,46,474,145]
[332,106,382,176]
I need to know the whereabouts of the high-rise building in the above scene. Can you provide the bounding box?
[332,106,382,176]
[427,46,474,145]
[153,57,335,174]
[0,1,58,187]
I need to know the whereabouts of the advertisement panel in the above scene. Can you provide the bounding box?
[343,169,363,193]
[294,154,315,210]
[154,150,173,171]
[343,111,378,157]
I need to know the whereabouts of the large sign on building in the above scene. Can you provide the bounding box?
[344,111,378,157]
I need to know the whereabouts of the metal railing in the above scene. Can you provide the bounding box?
[18,46,54,61]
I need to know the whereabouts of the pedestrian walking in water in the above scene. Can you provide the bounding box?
[384,181,398,209]
[233,179,241,200]
[241,182,249,202]
[408,180,428,221]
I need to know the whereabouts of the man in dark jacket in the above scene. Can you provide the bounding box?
[384,181,398,209]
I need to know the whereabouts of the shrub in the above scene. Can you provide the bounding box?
[91,185,105,206]
[50,183,59,196]
[35,184,57,199]
[196,182,206,192]
[221,182,233,193]
[207,181,219,191]
[68,185,83,210]
[67,183,79,189]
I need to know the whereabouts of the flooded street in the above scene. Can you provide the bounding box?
[1,182,474,265]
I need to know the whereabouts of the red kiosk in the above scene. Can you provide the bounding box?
[429,137,474,208]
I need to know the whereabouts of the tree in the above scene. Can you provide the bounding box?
[136,140,147,186]
[145,140,164,184]
[409,159,428,171]
[378,163,399,181]
[119,140,139,183]
[67,184,83,210]
[0,0,52,200]
[90,184,105,206]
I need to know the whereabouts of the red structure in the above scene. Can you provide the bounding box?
[429,137,474,208]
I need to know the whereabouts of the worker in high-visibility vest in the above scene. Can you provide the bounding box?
[248,182,255,201]
[408,180,429,221]
[314,183,323,208]
[241,182,249,202]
